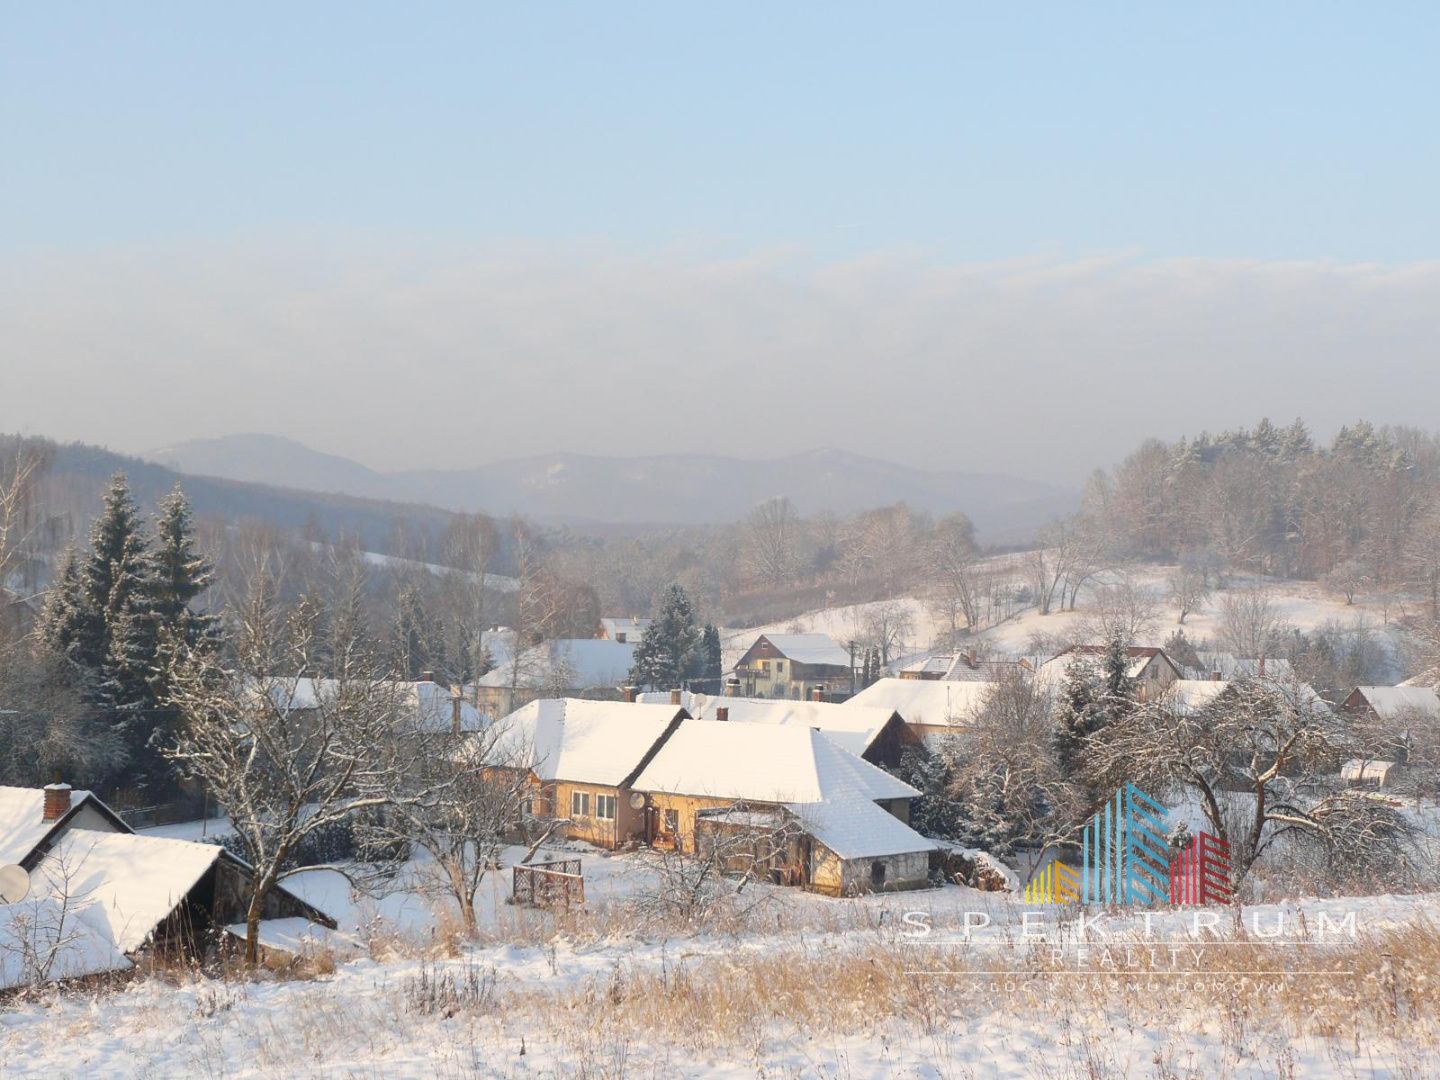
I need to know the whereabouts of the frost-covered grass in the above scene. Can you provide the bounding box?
[2,869,1438,1078]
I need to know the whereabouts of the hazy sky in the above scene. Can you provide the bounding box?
[3,4,1439,484]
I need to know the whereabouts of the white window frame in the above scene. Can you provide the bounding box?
[571,791,591,818]
[595,794,616,821]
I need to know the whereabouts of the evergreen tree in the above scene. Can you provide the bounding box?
[690,623,723,685]
[393,583,447,680]
[628,584,701,690]
[151,486,220,652]
[890,746,961,839]
[1052,654,1106,785]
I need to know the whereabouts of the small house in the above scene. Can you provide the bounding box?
[597,617,651,644]
[732,633,853,700]
[844,677,993,746]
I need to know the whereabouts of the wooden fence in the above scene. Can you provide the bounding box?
[512,859,585,909]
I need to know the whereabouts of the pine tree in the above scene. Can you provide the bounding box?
[690,623,723,685]
[628,584,701,690]
[151,486,220,652]
[1052,654,1105,783]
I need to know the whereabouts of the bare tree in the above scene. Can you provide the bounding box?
[853,599,913,667]
[0,443,47,593]
[1166,565,1211,625]
[1,846,100,991]
[925,513,982,641]
[746,497,802,588]
[1323,558,1371,606]
[1082,575,1160,644]
[1218,586,1287,659]
[164,572,426,966]
[1090,675,1412,885]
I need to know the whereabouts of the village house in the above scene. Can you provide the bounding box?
[1036,645,1181,700]
[251,676,485,735]
[844,676,993,746]
[0,783,332,987]
[480,697,689,849]
[630,720,933,894]
[472,638,639,717]
[1340,685,1440,763]
[898,651,1031,682]
[732,633,853,700]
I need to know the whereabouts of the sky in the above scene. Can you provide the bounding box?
[3,3,1439,485]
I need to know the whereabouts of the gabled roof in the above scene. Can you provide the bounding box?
[844,677,992,728]
[632,721,918,804]
[746,634,852,667]
[1040,646,1176,683]
[35,831,230,953]
[247,678,483,731]
[1347,685,1440,719]
[687,698,900,758]
[1192,652,1295,681]
[475,639,638,690]
[0,785,127,868]
[480,698,685,786]
[798,798,935,860]
[402,681,484,733]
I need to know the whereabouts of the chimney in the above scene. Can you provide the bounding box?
[420,670,435,684]
[622,686,638,704]
[724,677,741,698]
[42,782,71,822]
[1212,671,1222,682]
[452,690,463,736]
[967,649,978,667]
[811,686,825,703]
[669,688,682,706]
[716,706,729,722]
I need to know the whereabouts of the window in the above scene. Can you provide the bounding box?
[520,798,533,818]
[664,809,679,833]
[571,791,591,818]
[596,794,616,820]
[775,660,785,674]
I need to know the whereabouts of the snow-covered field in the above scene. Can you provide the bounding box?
[2,835,1438,1078]
[726,560,1413,675]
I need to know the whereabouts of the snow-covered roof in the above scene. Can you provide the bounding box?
[402,681,484,733]
[632,721,917,804]
[35,831,227,953]
[479,698,683,785]
[900,654,955,676]
[1348,686,1440,720]
[1191,653,1295,681]
[223,917,363,960]
[1164,679,1233,716]
[688,698,899,758]
[0,785,107,867]
[247,677,482,731]
[1038,647,1170,685]
[749,634,852,668]
[796,798,935,860]
[1341,758,1401,782]
[599,617,650,641]
[0,897,131,990]
[844,678,992,728]
[475,639,638,690]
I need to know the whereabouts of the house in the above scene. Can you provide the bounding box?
[844,677,994,746]
[250,677,484,735]
[898,651,1030,683]
[0,783,333,987]
[1162,679,1234,717]
[1340,686,1440,762]
[630,720,933,895]
[479,698,689,849]
[1036,646,1181,700]
[473,639,639,716]
[732,634,853,700]
[680,695,921,768]
[598,617,650,644]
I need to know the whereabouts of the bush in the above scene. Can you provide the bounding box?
[202,810,411,870]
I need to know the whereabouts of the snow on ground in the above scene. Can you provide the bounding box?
[726,559,1414,676]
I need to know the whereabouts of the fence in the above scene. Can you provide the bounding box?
[512,858,585,909]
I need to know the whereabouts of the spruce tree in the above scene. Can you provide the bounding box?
[690,623,723,685]
[151,486,220,652]
[628,584,700,690]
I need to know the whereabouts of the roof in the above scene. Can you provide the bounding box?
[1039,647,1173,684]
[797,798,935,860]
[479,698,684,785]
[1192,652,1296,681]
[0,897,132,990]
[632,720,917,804]
[248,678,482,731]
[475,639,638,690]
[34,831,229,953]
[1163,679,1233,716]
[900,654,955,677]
[1348,686,1440,720]
[688,697,900,758]
[1341,758,1401,781]
[749,634,852,668]
[402,681,484,733]
[599,617,651,640]
[843,678,992,728]
[0,785,112,867]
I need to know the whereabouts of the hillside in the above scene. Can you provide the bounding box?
[148,435,1077,541]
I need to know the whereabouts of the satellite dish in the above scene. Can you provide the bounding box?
[628,792,647,810]
[0,864,29,905]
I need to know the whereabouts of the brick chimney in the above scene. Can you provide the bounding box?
[724,677,741,698]
[622,686,638,703]
[42,782,71,822]
[1211,671,1222,681]
[451,688,463,736]
[669,688,682,706]
[420,670,435,684]
[811,686,825,703]
[715,706,729,722]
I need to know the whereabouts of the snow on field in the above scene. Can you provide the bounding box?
[726,559,1413,676]
[2,878,1437,1077]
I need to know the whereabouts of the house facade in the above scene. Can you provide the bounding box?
[732,633,853,700]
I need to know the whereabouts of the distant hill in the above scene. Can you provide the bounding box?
[148,435,1076,541]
